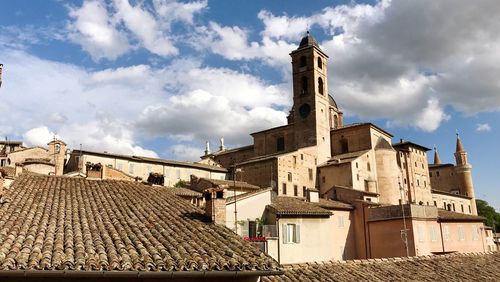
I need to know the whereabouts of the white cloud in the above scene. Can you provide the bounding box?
[0,47,289,159]
[67,0,130,61]
[23,126,59,147]
[476,123,492,132]
[167,144,204,161]
[67,0,207,60]
[113,0,178,57]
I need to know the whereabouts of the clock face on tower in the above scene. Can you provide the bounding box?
[299,103,311,118]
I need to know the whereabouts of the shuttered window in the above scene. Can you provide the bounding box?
[282,224,300,244]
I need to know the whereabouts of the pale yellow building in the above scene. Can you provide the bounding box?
[65,149,227,186]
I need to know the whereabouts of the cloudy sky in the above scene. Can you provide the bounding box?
[1,0,499,209]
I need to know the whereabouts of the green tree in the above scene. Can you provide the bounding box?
[476,199,500,231]
[174,179,188,188]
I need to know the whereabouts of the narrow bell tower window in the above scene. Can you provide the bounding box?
[300,56,307,67]
[277,137,285,152]
[318,77,324,95]
[317,57,322,69]
[301,77,308,95]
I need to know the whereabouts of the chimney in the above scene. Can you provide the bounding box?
[85,162,103,179]
[204,141,210,156]
[306,189,319,203]
[204,189,226,225]
[219,137,225,151]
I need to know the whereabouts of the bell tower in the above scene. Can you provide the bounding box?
[290,32,331,164]
[454,134,477,215]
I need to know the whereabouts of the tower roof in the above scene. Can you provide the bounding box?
[456,134,465,152]
[433,147,442,165]
[298,31,319,49]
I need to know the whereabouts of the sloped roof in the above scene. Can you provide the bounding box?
[437,209,485,222]
[316,199,353,211]
[202,178,261,190]
[166,186,202,197]
[267,197,332,217]
[0,166,15,178]
[263,252,500,282]
[226,188,272,204]
[0,174,280,274]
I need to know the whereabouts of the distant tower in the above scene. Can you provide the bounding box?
[204,141,211,156]
[289,31,331,164]
[47,138,67,176]
[219,137,225,151]
[433,147,442,165]
[454,134,477,215]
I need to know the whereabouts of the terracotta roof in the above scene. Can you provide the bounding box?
[437,209,485,222]
[392,140,431,152]
[332,123,393,138]
[316,199,353,211]
[263,252,500,282]
[431,189,471,199]
[0,174,280,274]
[72,150,227,172]
[166,186,202,197]
[0,167,15,178]
[202,178,261,190]
[204,145,254,157]
[319,150,370,167]
[267,197,332,217]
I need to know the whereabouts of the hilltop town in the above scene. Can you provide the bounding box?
[0,33,498,281]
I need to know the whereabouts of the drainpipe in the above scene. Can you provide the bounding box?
[276,217,281,264]
[439,221,445,253]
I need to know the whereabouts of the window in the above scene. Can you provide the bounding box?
[430,226,437,242]
[367,162,371,171]
[300,56,307,67]
[436,171,440,177]
[322,176,326,183]
[443,226,450,241]
[458,226,465,241]
[417,180,420,186]
[117,163,123,171]
[303,186,306,197]
[434,201,437,206]
[429,172,433,177]
[55,144,61,153]
[282,183,287,195]
[282,223,300,243]
[277,137,285,152]
[301,154,304,160]
[452,203,456,211]
[333,115,339,129]
[317,57,322,69]
[129,163,134,174]
[443,202,446,209]
[468,205,471,214]
[472,225,479,241]
[417,225,424,242]
[356,174,360,181]
[294,185,298,196]
[340,138,348,153]
[338,216,345,228]
[293,156,297,165]
[308,168,313,181]
[318,77,324,95]
[461,204,464,213]
[301,77,308,94]
[424,181,427,187]
[415,162,417,167]
[288,172,292,182]
[356,162,358,169]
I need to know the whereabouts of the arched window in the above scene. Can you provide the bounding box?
[300,56,307,67]
[340,138,348,153]
[317,57,322,69]
[318,77,324,95]
[301,77,308,94]
[333,115,339,129]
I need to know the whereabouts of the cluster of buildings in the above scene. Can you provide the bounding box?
[0,33,498,280]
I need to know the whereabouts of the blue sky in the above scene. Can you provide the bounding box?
[0,0,499,210]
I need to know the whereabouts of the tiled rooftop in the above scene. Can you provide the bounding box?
[438,209,485,222]
[0,167,15,178]
[263,252,500,282]
[0,174,280,273]
[316,199,353,210]
[165,186,202,197]
[267,197,332,217]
